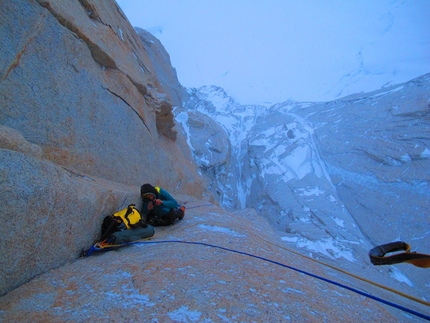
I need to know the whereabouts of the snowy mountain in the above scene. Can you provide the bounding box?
[176,86,266,209]
[176,74,430,301]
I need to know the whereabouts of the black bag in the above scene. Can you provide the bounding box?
[100,215,122,241]
[111,226,155,244]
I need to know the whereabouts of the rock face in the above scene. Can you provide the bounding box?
[288,75,430,251]
[178,86,266,208]
[135,27,186,108]
[185,110,230,170]
[176,106,232,206]
[0,0,206,295]
[284,77,430,298]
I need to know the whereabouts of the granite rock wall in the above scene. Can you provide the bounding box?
[0,0,206,295]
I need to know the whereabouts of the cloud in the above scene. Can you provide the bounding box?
[117,0,430,105]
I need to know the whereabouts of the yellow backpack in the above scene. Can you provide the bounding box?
[112,204,142,229]
[81,204,154,256]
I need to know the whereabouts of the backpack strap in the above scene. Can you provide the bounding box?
[121,204,147,229]
[369,241,430,268]
[122,204,135,228]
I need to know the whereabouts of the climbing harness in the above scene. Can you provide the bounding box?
[369,241,430,268]
[81,238,116,257]
[184,204,213,210]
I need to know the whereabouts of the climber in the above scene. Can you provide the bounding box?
[140,183,185,226]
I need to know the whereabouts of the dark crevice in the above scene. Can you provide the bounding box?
[61,166,95,181]
[78,0,102,23]
[103,86,151,133]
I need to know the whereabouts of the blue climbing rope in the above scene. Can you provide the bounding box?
[185,204,213,209]
[85,239,430,321]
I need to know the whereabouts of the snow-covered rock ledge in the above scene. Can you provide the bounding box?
[1,201,424,322]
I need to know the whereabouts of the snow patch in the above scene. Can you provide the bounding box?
[390,268,413,287]
[333,218,344,227]
[297,238,355,262]
[198,224,245,237]
[281,236,299,243]
[400,154,412,162]
[174,110,193,150]
[328,195,337,203]
[297,186,325,197]
[421,148,430,159]
[168,306,202,322]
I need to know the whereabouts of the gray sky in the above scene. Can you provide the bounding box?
[117,0,430,105]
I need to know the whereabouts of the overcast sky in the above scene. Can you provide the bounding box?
[116,0,430,106]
